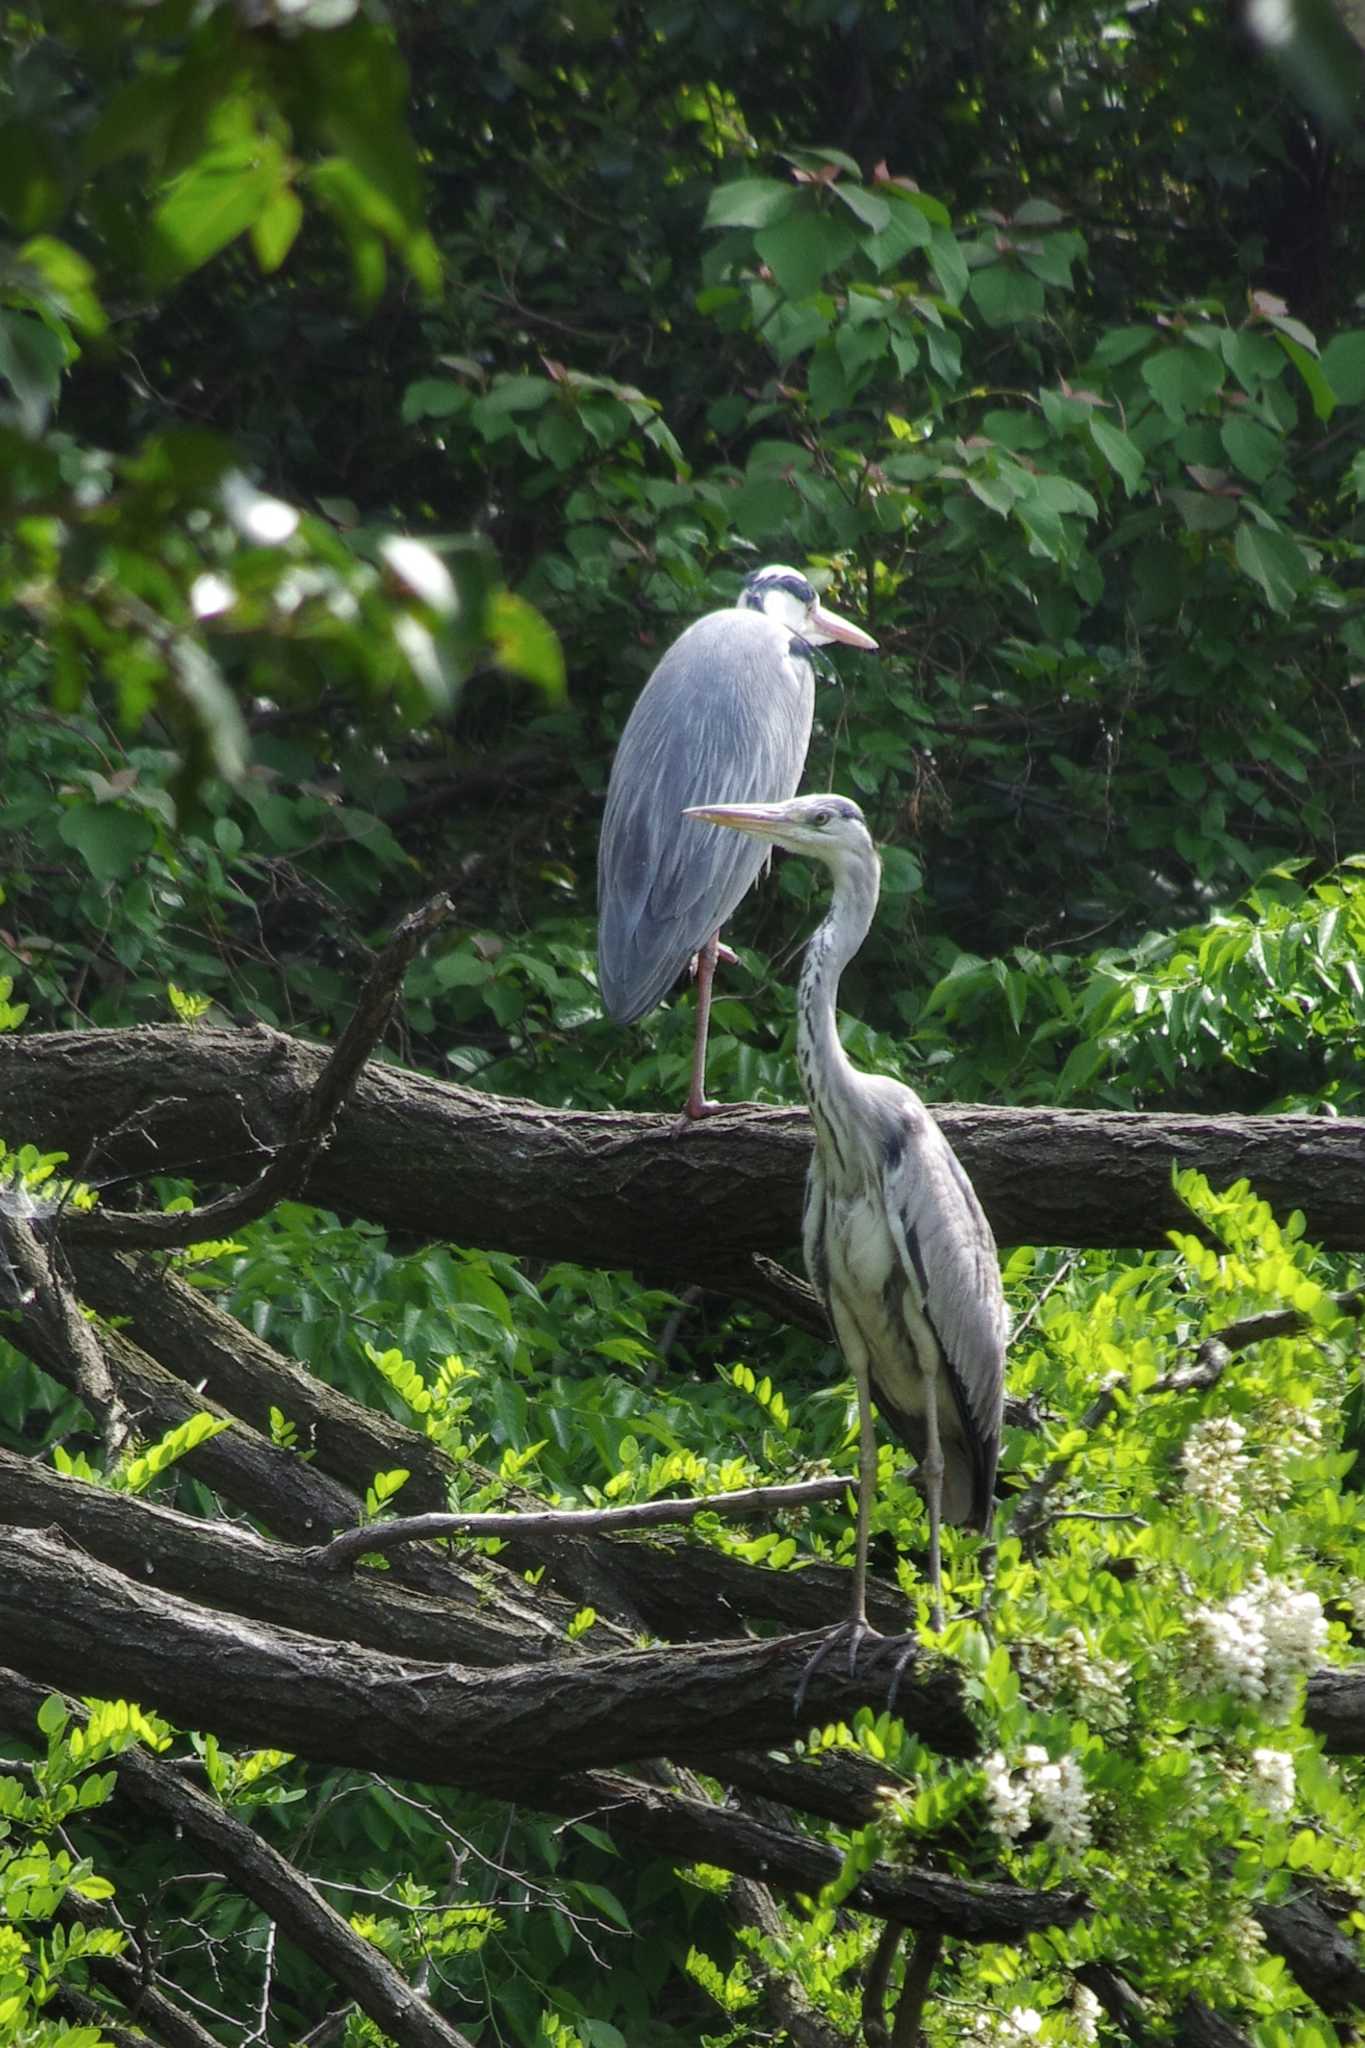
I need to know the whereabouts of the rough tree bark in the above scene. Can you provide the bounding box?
[3,1028,1364,1278]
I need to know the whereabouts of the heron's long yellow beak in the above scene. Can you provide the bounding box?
[683,802,791,838]
[808,600,878,651]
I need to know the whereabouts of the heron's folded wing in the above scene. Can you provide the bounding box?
[877,1097,1008,1528]
[597,615,813,1022]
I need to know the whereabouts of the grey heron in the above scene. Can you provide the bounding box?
[597,566,877,1121]
[682,793,1007,1649]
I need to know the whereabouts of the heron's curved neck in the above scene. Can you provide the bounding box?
[796,856,878,1144]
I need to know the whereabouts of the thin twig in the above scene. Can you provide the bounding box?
[308,1475,856,1572]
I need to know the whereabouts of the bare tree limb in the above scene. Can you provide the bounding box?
[891,1929,943,2046]
[309,1476,857,1569]
[0,1446,576,1669]
[1256,1887,1365,2012]
[5,1028,1365,1269]
[0,1525,980,1778]
[519,1769,1087,1939]
[1176,1995,1253,2048]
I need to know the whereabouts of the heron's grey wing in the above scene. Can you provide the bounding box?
[597,612,814,1023]
[875,1090,1008,1528]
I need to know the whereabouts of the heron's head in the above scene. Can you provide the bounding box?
[683,793,873,867]
[738,566,878,652]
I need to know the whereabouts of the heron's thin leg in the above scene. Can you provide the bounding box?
[920,1375,945,1633]
[794,1353,880,1717]
[679,929,725,1123]
[849,1360,877,1635]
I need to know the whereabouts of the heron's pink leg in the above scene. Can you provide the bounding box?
[677,930,728,1125]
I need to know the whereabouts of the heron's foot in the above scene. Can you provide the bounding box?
[793,1615,882,1720]
[671,1094,728,1133]
[715,940,739,967]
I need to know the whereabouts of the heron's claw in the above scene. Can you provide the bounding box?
[671,1094,728,1133]
[793,1616,881,1719]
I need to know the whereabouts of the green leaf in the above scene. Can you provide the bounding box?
[1093,325,1154,366]
[1140,346,1225,420]
[754,211,856,300]
[832,183,892,233]
[57,805,157,884]
[1321,330,1365,403]
[704,179,795,230]
[0,310,65,434]
[968,264,1045,327]
[1089,416,1145,495]
[402,378,469,422]
[929,227,969,304]
[1276,331,1336,422]
[150,138,287,283]
[1220,415,1284,484]
[17,237,106,337]
[879,846,923,896]
[1234,521,1308,611]
[489,591,566,697]
[250,186,304,274]
[37,1694,68,1738]
[864,193,934,272]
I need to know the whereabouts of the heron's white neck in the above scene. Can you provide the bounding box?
[794,851,879,1149]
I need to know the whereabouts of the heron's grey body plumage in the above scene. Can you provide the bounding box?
[682,792,1007,1630]
[791,826,1004,1537]
[597,605,814,1024]
[597,568,876,1119]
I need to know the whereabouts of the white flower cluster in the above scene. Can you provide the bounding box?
[1071,1983,1102,2044]
[1182,1415,1247,1515]
[1187,1572,1329,1717]
[982,1745,1092,1851]
[983,1750,1032,1838]
[1248,1745,1296,1820]
[963,2006,1043,2047]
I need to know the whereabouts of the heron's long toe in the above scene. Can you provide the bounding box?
[671,1094,728,1133]
[792,1616,882,1719]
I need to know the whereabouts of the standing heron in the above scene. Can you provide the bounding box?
[682,794,1007,1649]
[597,566,877,1121]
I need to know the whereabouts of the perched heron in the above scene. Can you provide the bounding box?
[683,794,1008,1649]
[597,566,877,1121]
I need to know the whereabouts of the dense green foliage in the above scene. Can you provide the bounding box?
[2,2,1365,2045]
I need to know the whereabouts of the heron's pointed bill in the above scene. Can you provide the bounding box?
[683,802,791,841]
[807,601,877,651]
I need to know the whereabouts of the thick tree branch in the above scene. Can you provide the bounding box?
[1256,1888,1365,2012]
[0,1668,478,2048]
[519,1769,1087,1940]
[0,1447,573,1669]
[0,1526,980,1779]
[4,1028,1365,1268]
